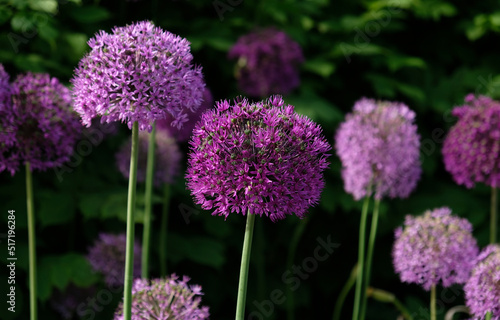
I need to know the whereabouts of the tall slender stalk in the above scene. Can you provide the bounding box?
[159,184,171,276]
[142,122,156,279]
[333,263,358,320]
[26,162,37,320]
[235,210,256,320]
[360,198,381,319]
[123,121,139,320]
[430,284,436,320]
[286,217,310,320]
[366,287,413,320]
[486,311,492,320]
[491,187,497,244]
[352,195,371,320]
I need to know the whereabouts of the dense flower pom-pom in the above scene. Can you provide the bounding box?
[186,95,331,221]
[464,244,500,319]
[114,275,210,320]
[71,20,205,132]
[228,27,304,97]
[0,64,15,174]
[157,87,213,142]
[443,94,500,188]
[87,233,141,287]
[116,130,181,186]
[392,207,479,291]
[335,98,421,200]
[0,71,81,175]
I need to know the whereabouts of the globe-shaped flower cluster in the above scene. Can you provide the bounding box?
[71,20,205,132]
[87,233,142,287]
[392,207,479,291]
[0,69,81,175]
[443,94,500,188]
[186,95,331,221]
[116,129,182,186]
[464,244,500,320]
[114,275,209,320]
[335,98,421,200]
[228,27,304,98]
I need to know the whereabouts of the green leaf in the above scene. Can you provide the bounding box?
[69,6,110,24]
[66,254,99,287]
[387,55,426,72]
[11,12,35,32]
[0,6,13,24]
[168,234,225,268]
[78,193,107,220]
[37,191,75,227]
[38,22,59,42]
[303,59,336,78]
[29,0,58,14]
[101,192,128,221]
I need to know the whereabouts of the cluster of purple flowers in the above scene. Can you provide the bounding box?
[116,129,182,186]
[392,207,479,290]
[464,244,500,319]
[71,20,205,132]
[186,95,331,221]
[228,27,304,98]
[443,94,500,188]
[87,233,142,287]
[335,98,421,200]
[0,67,81,175]
[114,275,210,320]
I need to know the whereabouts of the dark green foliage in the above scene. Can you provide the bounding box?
[1,0,499,319]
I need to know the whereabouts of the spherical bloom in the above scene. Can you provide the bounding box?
[228,27,304,98]
[50,283,97,319]
[392,207,479,291]
[71,20,205,132]
[87,233,142,287]
[0,71,81,175]
[157,87,214,142]
[186,95,331,221]
[114,275,210,320]
[443,94,500,188]
[0,64,15,174]
[116,129,182,186]
[464,244,500,319]
[335,98,421,200]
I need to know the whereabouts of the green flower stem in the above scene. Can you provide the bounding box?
[26,162,37,320]
[444,305,470,320]
[333,263,358,320]
[491,187,497,244]
[123,121,139,320]
[430,284,436,320]
[367,287,413,320]
[235,210,256,320]
[352,195,371,320]
[286,216,310,320]
[159,184,171,276]
[255,218,266,302]
[486,311,492,320]
[360,198,381,320]
[141,122,156,279]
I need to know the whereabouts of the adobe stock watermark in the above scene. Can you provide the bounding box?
[248,235,340,319]
[213,0,243,21]
[7,0,74,53]
[54,123,117,182]
[340,1,402,63]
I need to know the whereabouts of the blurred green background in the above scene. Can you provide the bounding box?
[1,0,500,319]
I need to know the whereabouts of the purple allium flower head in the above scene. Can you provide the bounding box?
[116,130,182,186]
[0,64,15,173]
[71,20,205,132]
[0,71,81,175]
[50,283,97,319]
[114,275,210,320]
[464,244,500,319]
[157,87,214,142]
[87,233,141,287]
[443,94,500,188]
[186,95,331,221]
[392,207,479,291]
[228,27,304,98]
[335,98,421,200]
